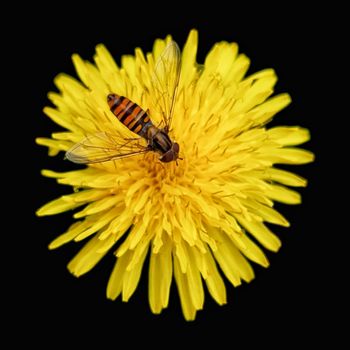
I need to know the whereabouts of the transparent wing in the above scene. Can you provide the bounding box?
[150,40,181,132]
[65,132,150,164]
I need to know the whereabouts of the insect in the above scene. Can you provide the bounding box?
[65,41,181,164]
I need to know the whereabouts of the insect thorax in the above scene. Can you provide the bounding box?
[148,127,172,154]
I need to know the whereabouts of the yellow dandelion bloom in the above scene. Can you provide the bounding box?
[36,29,314,321]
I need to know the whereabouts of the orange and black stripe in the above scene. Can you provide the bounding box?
[107,94,153,138]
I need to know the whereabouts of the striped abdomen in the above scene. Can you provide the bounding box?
[107,93,153,138]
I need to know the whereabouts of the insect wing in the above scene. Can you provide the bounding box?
[150,41,181,131]
[65,132,149,164]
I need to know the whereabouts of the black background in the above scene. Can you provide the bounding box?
[7,3,336,346]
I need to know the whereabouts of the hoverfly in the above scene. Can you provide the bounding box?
[65,41,181,164]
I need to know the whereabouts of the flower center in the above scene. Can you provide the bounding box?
[137,152,185,186]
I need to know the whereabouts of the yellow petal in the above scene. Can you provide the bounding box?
[67,235,110,276]
[43,107,80,133]
[181,29,198,88]
[264,147,315,164]
[244,200,290,227]
[74,208,117,241]
[107,251,132,300]
[232,74,277,114]
[127,238,150,271]
[35,137,69,154]
[174,253,196,321]
[36,196,82,216]
[247,93,292,126]
[53,73,86,100]
[210,228,254,285]
[98,211,132,241]
[186,247,204,310]
[236,215,281,252]
[268,126,311,146]
[202,250,227,305]
[239,234,270,267]
[229,54,250,83]
[61,189,109,203]
[265,184,302,205]
[149,251,163,314]
[49,220,92,249]
[122,244,149,302]
[52,132,81,143]
[94,44,120,87]
[178,208,198,246]
[174,240,188,273]
[264,168,307,187]
[73,195,121,218]
[149,240,172,313]
[159,241,173,308]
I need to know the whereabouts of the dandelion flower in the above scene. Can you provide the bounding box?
[36,29,314,320]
